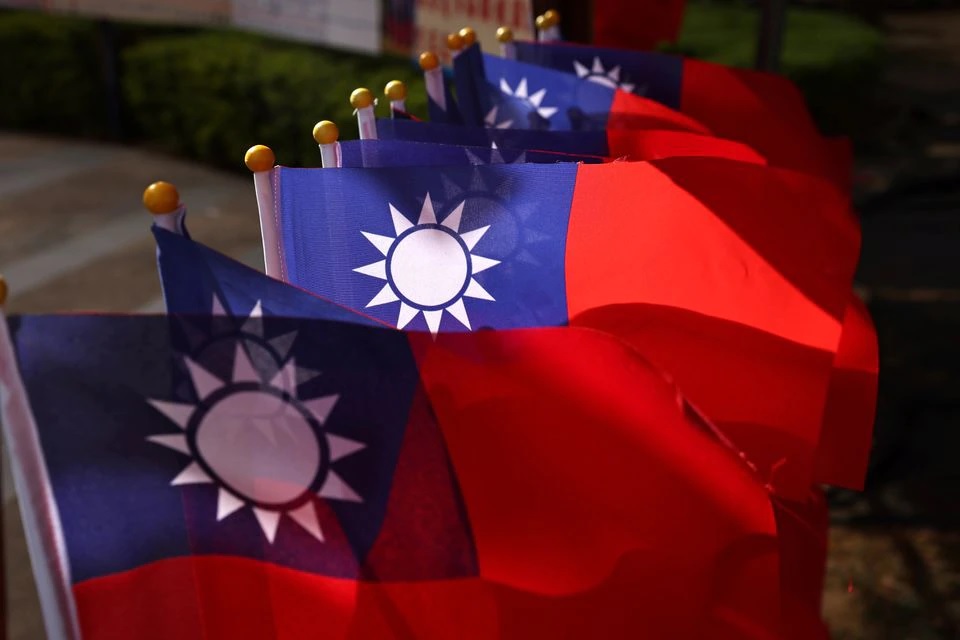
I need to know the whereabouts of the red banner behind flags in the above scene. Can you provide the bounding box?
[593,0,687,50]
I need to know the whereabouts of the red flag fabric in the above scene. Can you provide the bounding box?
[607,127,768,164]
[680,60,853,191]
[593,0,687,50]
[814,294,879,489]
[772,488,831,640]
[416,326,783,638]
[566,158,861,498]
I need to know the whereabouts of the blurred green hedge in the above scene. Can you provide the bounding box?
[123,32,425,169]
[0,10,424,170]
[0,12,107,136]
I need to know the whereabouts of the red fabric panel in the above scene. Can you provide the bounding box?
[563,160,861,496]
[565,161,849,352]
[680,60,848,190]
[607,128,767,165]
[609,89,712,135]
[415,326,782,637]
[773,488,831,640]
[813,295,879,489]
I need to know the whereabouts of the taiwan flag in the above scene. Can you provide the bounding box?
[375,118,768,166]
[511,40,852,190]
[335,138,605,168]
[149,228,840,636]
[373,119,873,491]
[0,306,783,638]
[263,158,862,496]
[452,44,711,135]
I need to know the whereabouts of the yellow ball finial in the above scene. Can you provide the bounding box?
[458,27,477,47]
[350,87,374,110]
[446,32,464,51]
[313,120,339,145]
[419,50,440,71]
[384,80,407,102]
[142,181,180,215]
[244,145,275,172]
[535,14,546,30]
[496,26,514,43]
[543,9,560,26]
[0,274,7,307]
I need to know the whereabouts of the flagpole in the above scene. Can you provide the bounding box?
[756,0,787,72]
[313,121,341,168]
[419,51,446,112]
[446,32,464,60]
[0,276,83,640]
[244,145,282,278]
[351,88,377,140]
[142,181,186,234]
[384,80,407,117]
[0,274,5,640]
[497,26,515,59]
[458,27,477,48]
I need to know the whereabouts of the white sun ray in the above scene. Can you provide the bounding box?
[319,471,363,503]
[147,434,190,454]
[366,284,400,308]
[148,311,367,544]
[499,78,557,120]
[445,298,471,329]
[465,279,495,301]
[471,255,500,274]
[148,399,195,429]
[460,225,490,250]
[303,394,339,425]
[253,507,281,543]
[184,358,224,400]
[232,343,260,383]
[217,488,245,521]
[328,433,366,461]
[171,462,213,486]
[418,193,437,224]
[390,204,413,235]
[361,232,394,256]
[289,502,324,542]
[574,57,637,93]
[397,302,419,330]
[268,332,298,361]
[484,105,514,129]
[355,194,500,335]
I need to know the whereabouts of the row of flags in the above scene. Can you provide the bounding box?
[0,12,876,640]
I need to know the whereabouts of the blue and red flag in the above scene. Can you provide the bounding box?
[452,44,710,135]
[261,158,862,497]
[1,301,783,638]
[373,119,873,492]
[375,118,767,165]
[511,40,852,189]
[335,138,605,168]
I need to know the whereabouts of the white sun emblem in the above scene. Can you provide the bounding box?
[574,57,638,94]
[485,77,558,129]
[354,193,500,335]
[147,302,365,544]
